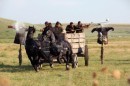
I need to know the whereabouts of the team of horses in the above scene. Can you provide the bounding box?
[25,26,77,72]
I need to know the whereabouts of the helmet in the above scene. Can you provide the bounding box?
[70,22,73,25]
[56,21,62,26]
[45,21,49,25]
[78,21,81,24]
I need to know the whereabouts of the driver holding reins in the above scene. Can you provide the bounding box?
[51,21,63,42]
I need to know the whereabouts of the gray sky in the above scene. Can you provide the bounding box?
[0,0,130,24]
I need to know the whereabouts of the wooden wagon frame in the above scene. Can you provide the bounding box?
[65,32,89,66]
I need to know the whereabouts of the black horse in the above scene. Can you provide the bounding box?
[91,27,114,45]
[40,30,77,70]
[25,26,49,72]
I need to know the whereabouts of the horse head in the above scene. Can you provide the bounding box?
[26,26,36,39]
[91,27,114,45]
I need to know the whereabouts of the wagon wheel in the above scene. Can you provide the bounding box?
[84,45,89,66]
[57,56,66,64]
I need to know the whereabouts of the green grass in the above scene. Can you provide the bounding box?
[0,42,130,86]
[0,18,130,86]
[0,43,130,86]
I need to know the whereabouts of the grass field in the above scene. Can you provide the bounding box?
[0,18,130,86]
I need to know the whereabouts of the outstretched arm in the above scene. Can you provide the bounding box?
[106,27,114,32]
[91,28,98,33]
[82,24,90,28]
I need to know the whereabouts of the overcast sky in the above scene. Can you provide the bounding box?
[0,0,130,24]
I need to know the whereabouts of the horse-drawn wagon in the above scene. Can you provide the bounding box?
[8,22,89,70]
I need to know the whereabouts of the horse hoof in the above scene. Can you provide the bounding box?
[33,66,39,72]
[38,64,42,69]
[35,69,39,72]
[50,64,54,68]
[72,63,78,68]
[76,63,78,68]
[36,67,40,72]
[40,64,43,68]
[37,69,39,72]
[66,65,70,70]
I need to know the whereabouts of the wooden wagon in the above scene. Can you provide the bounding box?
[65,32,89,66]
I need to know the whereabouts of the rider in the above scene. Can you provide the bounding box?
[74,21,84,33]
[48,23,53,29]
[42,21,49,36]
[74,21,90,33]
[51,21,63,42]
[40,22,56,48]
[66,22,75,33]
